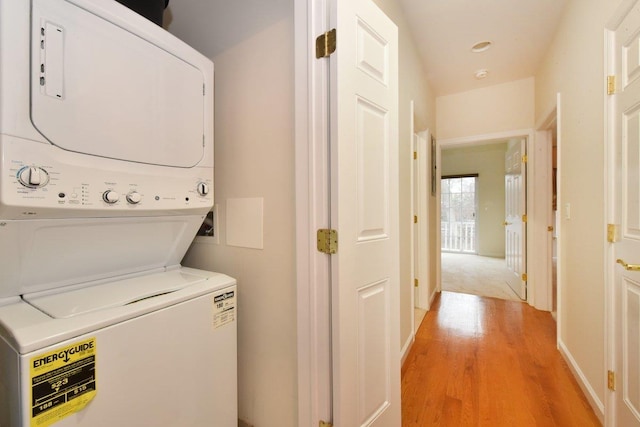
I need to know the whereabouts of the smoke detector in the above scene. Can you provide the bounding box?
[474,69,489,79]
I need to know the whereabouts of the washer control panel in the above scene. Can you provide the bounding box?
[0,137,213,219]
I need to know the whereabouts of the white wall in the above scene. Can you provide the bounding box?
[181,17,298,427]
[371,0,436,353]
[441,143,507,257]
[437,77,535,139]
[535,0,621,416]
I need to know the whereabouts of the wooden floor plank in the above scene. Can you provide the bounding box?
[401,291,601,426]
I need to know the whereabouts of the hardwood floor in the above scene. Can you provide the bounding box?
[401,292,601,426]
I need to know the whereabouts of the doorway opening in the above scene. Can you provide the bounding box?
[438,139,526,302]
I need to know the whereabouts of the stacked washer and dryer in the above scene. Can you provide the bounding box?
[0,1,237,426]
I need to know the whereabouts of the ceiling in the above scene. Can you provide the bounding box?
[166,0,569,97]
[397,0,568,96]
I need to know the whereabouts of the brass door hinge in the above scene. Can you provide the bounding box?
[607,224,619,243]
[317,229,338,254]
[414,215,418,223]
[319,421,333,427]
[522,273,528,282]
[413,151,417,159]
[522,154,528,163]
[608,370,616,391]
[316,29,337,58]
[414,278,419,288]
[608,75,616,95]
[522,214,527,223]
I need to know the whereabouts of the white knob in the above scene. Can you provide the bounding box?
[103,190,120,204]
[197,182,209,196]
[17,166,49,188]
[126,191,142,204]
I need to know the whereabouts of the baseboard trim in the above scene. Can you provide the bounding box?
[401,330,414,367]
[429,288,438,307]
[557,339,604,424]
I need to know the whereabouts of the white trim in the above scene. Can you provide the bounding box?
[604,25,615,427]
[400,331,415,367]
[558,340,605,424]
[555,93,563,349]
[295,0,332,425]
[416,129,431,311]
[409,101,416,337]
[439,128,533,147]
[435,140,442,293]
[429,285,438,307]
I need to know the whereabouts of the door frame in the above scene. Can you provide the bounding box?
[438,128,552,310]
[294,0,333,424]
[411,123,430,314]
[534,96,561,317]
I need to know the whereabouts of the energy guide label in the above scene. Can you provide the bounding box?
[213,290,236,329]
[30,338,97,427]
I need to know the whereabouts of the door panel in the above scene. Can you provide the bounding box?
[356,98,389,240]
[614,3,640,424]
[331,0,400,425]
[357,280,391,424]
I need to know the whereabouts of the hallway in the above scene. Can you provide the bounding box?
[402,292,600,426]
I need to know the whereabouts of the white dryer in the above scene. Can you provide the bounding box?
[0,1,236,426]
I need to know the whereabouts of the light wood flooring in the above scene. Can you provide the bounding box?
[402,291,601,426]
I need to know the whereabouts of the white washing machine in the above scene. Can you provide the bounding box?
[0,1,237,426]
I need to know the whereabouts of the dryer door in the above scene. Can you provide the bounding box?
[30,0,207,168]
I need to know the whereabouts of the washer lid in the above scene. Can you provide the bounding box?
[22,268,235,319]
[31,0,209,168]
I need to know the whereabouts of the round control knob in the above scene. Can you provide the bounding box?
[197,182,209,196]
[126,191,142,204]
[17,166,50,189]
[102,190,120,204]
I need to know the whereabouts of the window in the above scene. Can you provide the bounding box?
[441,175,477,253]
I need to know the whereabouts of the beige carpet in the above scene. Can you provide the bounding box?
[441,252,522,301]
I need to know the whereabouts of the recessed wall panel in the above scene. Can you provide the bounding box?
[356,97,389,241]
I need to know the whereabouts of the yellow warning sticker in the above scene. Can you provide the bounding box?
[30,337,97,427]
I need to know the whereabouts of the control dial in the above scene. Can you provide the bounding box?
[126,191,142,204]
[17,166,50,188]
[102,190,120,204]
[197,182,209,196]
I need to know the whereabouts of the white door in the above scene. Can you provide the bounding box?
[504,139,527,300]
[611,4,640,425]
[330,0,400,425]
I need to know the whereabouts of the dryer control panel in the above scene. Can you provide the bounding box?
[0,136,213,219]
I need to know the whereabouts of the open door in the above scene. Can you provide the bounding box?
[609,3,640,425]
[504,139,527,300]
[329,0,400,425]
